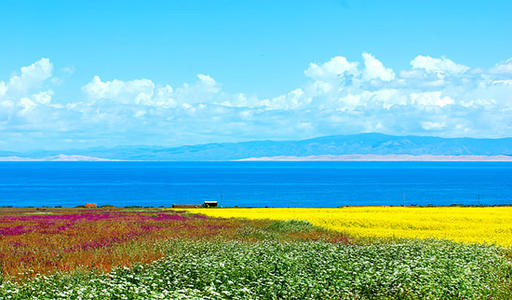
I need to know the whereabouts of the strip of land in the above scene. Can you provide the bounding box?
[2,154,512,162]
[0,155,117,161]
[238,154,512,161]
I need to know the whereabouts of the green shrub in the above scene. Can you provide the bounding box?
[266,219,315,233]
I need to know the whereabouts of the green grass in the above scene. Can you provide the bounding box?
[266,219,315,233]
[23,211,55,215]
[1,239,511,299]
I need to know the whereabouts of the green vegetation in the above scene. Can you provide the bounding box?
[266,219,315,233]
[1,239,511,299]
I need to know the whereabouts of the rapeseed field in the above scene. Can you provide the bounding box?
[186,207,512,247]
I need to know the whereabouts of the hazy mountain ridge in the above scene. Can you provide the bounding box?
[238,155,512,162]
[4,133,512,161]
[0,155,117,161]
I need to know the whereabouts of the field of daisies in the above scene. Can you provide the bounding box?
[1,207,511,299]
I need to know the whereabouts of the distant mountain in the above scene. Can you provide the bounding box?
[0,155,116,161]
[4,133,512,161]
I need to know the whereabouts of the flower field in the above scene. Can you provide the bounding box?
[0,207,344,280]
[1,207,512,299]
[185,207,512,247]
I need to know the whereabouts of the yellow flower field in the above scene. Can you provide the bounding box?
[185,207,512,248]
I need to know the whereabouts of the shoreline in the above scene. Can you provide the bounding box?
[2,154,512,162]
[1,204,511,209]
[237,154,512,162]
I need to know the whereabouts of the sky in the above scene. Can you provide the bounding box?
[1,0,512,151]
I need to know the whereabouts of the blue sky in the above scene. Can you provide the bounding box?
[1,0,512,151]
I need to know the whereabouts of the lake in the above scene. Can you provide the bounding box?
[0,161,511,207]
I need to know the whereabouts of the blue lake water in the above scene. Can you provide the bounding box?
[0,161,511,207]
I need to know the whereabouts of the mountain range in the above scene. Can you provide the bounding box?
[2,133,512,161]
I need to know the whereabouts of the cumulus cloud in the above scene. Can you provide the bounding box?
[362,53,395,82]
[7,58,53,92]
[83,76,155,102]
[82,76,175,107]
[260,88,309,110]
[410,55,469,75]
[2,54,512,150]
[0,59,56,130]
[174,74,221,103]
[304,56,359,81]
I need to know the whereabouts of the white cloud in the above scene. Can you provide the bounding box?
[337,93,364,110]
[82,76,155,102]
[173,74,221,104]
[197,74,216,86]
[421,121,446,130]
[82,76,177,108]
[490,58,512,74]
[3,53,512,150]
[459,98,496,109]
[410,55,469,75]
[18,97,37,115]
[0,59,56,126]
[133,110,146,118]
[8,58,53,92]
[261,88,309,110]
[410,91,454,107]
[32,90,53,104]
[362,53,395,82]
[304,56,359,81]
[309,80,333,95]
[492,79,512,86]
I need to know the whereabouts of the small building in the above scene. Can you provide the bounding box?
[203,201,218,208]
[85,203,97,208]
